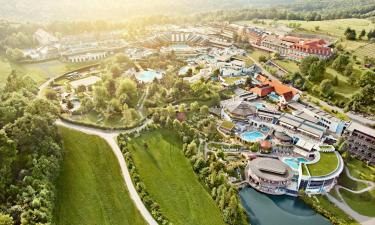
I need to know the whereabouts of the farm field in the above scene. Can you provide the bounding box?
[353,43,375,59]
[127,129,226,225]
[236,18,375,39]
[54,127,147,225]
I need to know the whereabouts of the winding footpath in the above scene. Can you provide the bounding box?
[56,118,157,225]
[326,167,375,225]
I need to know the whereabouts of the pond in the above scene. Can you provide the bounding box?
[240,187,332,225]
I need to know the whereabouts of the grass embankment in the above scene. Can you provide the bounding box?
[54,127,146,225]
[340,189,375,217]
[338,157,375,217]
[301,195,359,225]
[306,152,339,176]
[127,129,226,225]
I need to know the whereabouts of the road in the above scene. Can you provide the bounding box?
[325,167,375,225]
[248,55,375,126]
[56,119,157,225]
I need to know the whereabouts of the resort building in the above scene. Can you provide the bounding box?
[299,151,344,194]
[285,37,333,61]
[260,35,294,56]
[289,102,347,135]
[250,75,300,104]
[246,157,294,195]
[33,29,58,46]
[277,113,326,139]
[221,100,257,122]
[343,122,375,165]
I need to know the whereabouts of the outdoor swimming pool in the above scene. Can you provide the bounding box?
[240,131,266,142]
[254,103,264,109]
[136,70,163,83]
[260,126,270,133]
[282,157,308,170]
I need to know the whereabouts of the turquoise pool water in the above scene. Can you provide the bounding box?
[268,92,280,101]
[282,157,308,170]
[260,127,269,133]
[254,103,264,109]
[240,187,332,225]
[240,131,265,142]
[136,70,163,83]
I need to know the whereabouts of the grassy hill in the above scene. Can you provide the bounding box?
[54,127,147,225]
[127,129,226,225]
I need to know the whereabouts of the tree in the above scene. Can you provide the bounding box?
[299,56,319,76]
[259,55,268,63]
[245,76,252,88]
[0,131,17,200]
[332,54,350,72]
[5,48,24,61]
[0,213,14,225]
[320,79,335,98]
[200,105,209,115]
[359,29,366,39]
[359,71,375,87]
[44,89,57,100]
[110,65,121,78]
[332,76,339,86]
[344,27,356,40]
[307,60,325,82]
[185,141,197,157]
[190,101,200,112]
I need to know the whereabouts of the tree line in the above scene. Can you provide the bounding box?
[0,72,62,224]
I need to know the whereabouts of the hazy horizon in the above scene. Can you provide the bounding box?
[0,0,294,22]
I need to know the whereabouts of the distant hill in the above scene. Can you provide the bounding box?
[0,0,294,21]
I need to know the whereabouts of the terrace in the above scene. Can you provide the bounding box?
[305,152,340,177]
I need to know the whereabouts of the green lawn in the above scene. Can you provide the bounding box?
[274,59,300,73]
[54,127,147,225]
[345,157,375,182]
[127,129,226,225]
[68,110,142,128]
[307,152,339,176]
[341,189,375,217]
[314,195,359,225]
[338,169,367,191]
[0,55,95,87]
[248,49,270,61]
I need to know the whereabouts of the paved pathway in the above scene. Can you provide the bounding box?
[326,167,375,225]
[56,119,157,225]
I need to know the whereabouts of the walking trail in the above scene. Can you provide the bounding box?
[56,119,157,225]
[326,167,375,225]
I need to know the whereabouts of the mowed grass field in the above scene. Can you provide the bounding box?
[54,127,147,225]
[0,55,93,87]
[127,129,226,225]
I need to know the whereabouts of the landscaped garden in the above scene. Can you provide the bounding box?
[126,129,226,225]
[306,152,339,176]
[54,127,147,225]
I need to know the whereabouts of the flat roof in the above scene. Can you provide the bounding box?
[278,113,325,137]
[248,157,293,182]
[346,122,375,137]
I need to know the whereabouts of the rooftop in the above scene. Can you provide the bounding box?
[248,157,293,182]
[306,152,340,177]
